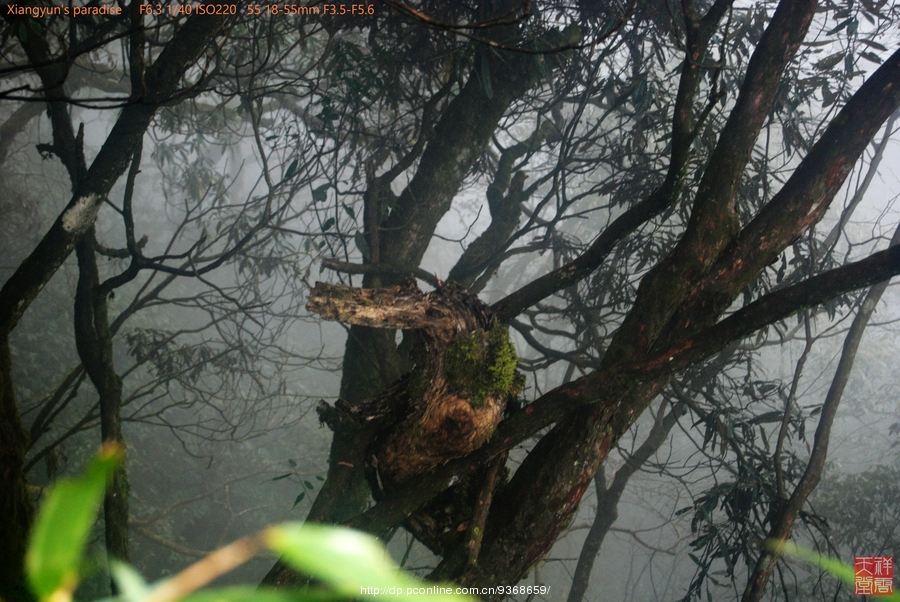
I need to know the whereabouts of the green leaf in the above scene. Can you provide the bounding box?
[284,159,299,181]
[264,524,474,602]
[311,184,329,203]
[354,233,370,261]
[303,480,314,490]
[777,541,900,602]
[26,444,123,601]
[272,473,293,481]
[322,217,335,231]
[342,204,356,219]
[109,560,150,602]
[182,586,343,602]
[291,492,306,509]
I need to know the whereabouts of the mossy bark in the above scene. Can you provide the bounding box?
[308,280,519,492]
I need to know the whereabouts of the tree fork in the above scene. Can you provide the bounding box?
[265,280,521,585]
[327,15,582,539]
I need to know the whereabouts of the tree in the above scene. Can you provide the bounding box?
[1,1,314,596]
[2,0,900,600]
[267,0,900,595]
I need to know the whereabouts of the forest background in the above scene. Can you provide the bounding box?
[1,1,899,601]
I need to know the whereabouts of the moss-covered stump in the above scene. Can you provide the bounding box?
[306,279,522,492]
[376,322,522,488]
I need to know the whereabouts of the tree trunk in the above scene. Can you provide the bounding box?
[307,280,518,491]
[0,9,228,585]
[0,337,33,602]
[264,279,521,584]
[74,232,130,572]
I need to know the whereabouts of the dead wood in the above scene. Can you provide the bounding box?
[307,278,521,500]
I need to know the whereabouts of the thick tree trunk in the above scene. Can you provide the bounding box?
[307,280,516,490]
[264,280,520,585]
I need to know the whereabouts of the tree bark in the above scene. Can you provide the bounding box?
[0,336,33,602]
[307,281,514,491]
[74,232,131,573]
[264,279,517,586]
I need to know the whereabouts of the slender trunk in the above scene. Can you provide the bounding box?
[740,224,900,602]
[0,336,34,602]
[74,232,130,571]
[567,401,683,602]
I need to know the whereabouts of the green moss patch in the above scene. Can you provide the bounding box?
[443,322,522,408]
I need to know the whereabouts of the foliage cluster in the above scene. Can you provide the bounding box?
[28,448,473,602]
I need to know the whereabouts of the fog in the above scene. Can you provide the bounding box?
[1,2,899,602]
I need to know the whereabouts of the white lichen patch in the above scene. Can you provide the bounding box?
[61,193,100,234]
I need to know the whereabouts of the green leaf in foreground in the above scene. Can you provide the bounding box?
[108,560,150,602]
[265,524,475,602]
[26,443,123,601]
[776,540,900,602]
[181,586,344,602]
